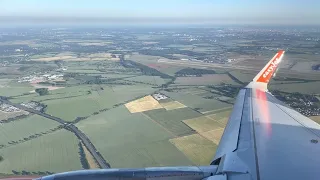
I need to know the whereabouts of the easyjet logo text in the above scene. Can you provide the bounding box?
[262,57,280,78]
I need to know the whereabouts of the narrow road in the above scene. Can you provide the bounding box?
[0,97,110,169]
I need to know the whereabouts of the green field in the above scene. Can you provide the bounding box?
[269,81,320,94]
[123,76,167,86]
[10,86,90,103]
[0,115,60,145]
[106,140,193,168]
[0,82,34,97]
[0,130,82,174]
[76,106,192,168]
[42,85,156,122]
[229,70,254,84]
[143,108,202,136]
[174,74,239,86]
[161,91,231,113]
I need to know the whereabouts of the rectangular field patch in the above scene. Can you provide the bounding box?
[169,134,217,165]
[143,108,201,137]
[199,128,224,145]
[183,116,223,133]
[125,95,163,113]
[160,101,187,111]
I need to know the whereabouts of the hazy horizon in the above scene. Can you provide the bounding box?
[0,0,319,25]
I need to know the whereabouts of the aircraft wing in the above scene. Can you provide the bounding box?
[211,50,320,180]
[36,50,320,180]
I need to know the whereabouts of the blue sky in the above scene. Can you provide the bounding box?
[0,0,319,24]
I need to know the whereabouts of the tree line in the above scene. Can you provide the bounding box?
[175,68,216,77]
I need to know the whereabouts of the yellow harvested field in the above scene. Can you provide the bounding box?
[170,134,217,165]
[183,116,223,133]
[125,95,163,113]
[199,128,224,145]
[201,107,232,114]
[81,143,99,169]
[160,101,186,110]
[206,110,231,126]
[33,55,74,61]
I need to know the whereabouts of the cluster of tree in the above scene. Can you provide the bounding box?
[0,155,3,162]
[35,88,49,96]
[175,68,216,77]
[123,79,157,86]
[74,116,89,123]
[78,142,90,169]
[6,125,63,147]
[161,77,176,88]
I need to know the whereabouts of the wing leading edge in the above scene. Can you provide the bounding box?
[212,50,320,180]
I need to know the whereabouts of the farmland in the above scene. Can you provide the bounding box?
[76,106,192,168]
[0,115,60,145]
[125,95,163,113]
[183,116,223,133]
[143,108,201,137]
[169,134,217,165]
[175,74,240,86]
[0,130,82,174]
[1,25,320,176]
[161,91,232,113]
[43,85,156,122]
[0,110,29,121]
[0,82,34,97]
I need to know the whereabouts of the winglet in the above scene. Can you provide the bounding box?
[246,50,285,91]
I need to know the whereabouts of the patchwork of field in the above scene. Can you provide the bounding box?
[10,85,91,103]
[206,110,232,126]
[174,74,239,86]
[123,76,168,86]
[43,85,155,122]
[143,108,201,137]
[76,106,192,168]
[161,91,231,113]
[0,115,60,145]
[269,81,320,94]
[169,134,217,165]
[62,40,113,46]
[200,129,225,145]
[183,116,223,133]
[31,52,119,61]
[160,101,186,111]
[0,130,82,174]
[0,82,34,97]
[125,95,163,113]
[183,109,229,144]
[0,110,29,121]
